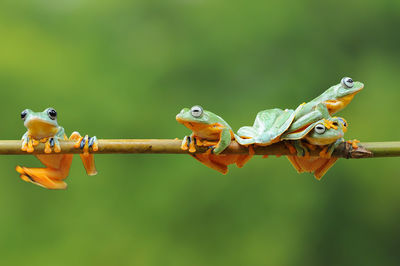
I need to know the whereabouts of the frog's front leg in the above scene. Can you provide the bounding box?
[43,127,66,153]
[320,138,344,158]
[213,128,232,155]
[288,103,330,133]
[180,134,197,153]
[21,132,40,153]
[21,132,32,152]
[291,140,311,158]
[70,132,98,176]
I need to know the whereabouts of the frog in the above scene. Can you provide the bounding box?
[236,77,363,145]
[176,106,252,174]
[287,77,364,133]
[15,108,99,189]
[282,116,348,180]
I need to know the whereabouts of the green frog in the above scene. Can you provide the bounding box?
[16,108,98,189]
[236,77,363,145]
[176,106,252,174]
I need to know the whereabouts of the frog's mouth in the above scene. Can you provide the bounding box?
[176,118,208,131]
[305,133,344,146]
[25,118,58,139]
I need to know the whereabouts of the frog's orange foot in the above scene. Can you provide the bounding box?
[284,142,297,154]
[181,135,197,153]
[15,166,67,190]
[70,132,98,157]
[319,146,331,158]
[42,137,62,154]
[347,139,360,149]
[181,136,190,151]
[303,149,311,159]
[323,119,338,130]
[21,136,38,153]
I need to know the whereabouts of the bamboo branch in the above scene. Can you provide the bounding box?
[0,139,397,158]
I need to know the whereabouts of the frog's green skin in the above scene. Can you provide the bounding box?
[236,105,303,146]
[284,117,348,180]
[287,78,363,133]
[176,106,252,174]
[236,77,363,145]
[283,117,347,157]
[21,108,66,153]
[16,108,98,189]
[176,107,234,154]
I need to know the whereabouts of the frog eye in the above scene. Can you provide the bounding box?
[341,77,354,88]
[21,109,28,121]
[190,105,203,118]
[338,117,347,127]
[47,108,57,120]
[314,123,326,134]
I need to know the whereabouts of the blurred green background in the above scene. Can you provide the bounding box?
[0,0,399,265]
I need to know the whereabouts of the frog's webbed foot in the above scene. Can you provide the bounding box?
[320,138,345,158]
[43,137,62,153]
[284,141,297,155]
[347,139,360,149]
[292,140,311,158]
[181,135,197,153]
[70,132,98,176]
[323,119,338,130]
[15,165,67,190]
[181,136,190,151]
[21,135,39,153]
[319,146,331,158]
[71,132,99,157]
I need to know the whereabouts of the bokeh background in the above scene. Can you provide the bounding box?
[0,0,399,265]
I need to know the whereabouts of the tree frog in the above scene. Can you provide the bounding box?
[236,77,363,145]
[15,108,99,189]
[282,117,348,180]
[176,106,252,174]
[287,77,363,132]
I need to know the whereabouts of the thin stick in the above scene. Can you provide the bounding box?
[0,139,397,158]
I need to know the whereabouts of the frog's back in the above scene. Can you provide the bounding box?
[236,108,296,145]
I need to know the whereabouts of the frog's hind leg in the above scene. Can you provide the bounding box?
[190,153,229,174]
[235,127,257,145]
[70,132,98,176]
[313,158,338,180]
[15,154,73,189]
[286,156,306,173]
[286,156,338,180]
[236,146,254,168]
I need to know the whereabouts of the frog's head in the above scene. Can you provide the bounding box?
[305,117,346,146]
[176,106,216,130]
[21,108,59,139]
[322,77,364,114]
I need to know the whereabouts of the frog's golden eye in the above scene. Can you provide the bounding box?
[21,109,28,121]
[47,108,57,120]
[341,77,354,88]
[191,105,203,118]
[315,123,326,134]
[338,117,347,128]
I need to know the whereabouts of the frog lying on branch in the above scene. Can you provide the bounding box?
[236,77,363,146]
[176,106,253,174]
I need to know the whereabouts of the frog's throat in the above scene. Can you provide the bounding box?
[26,119,59,140]
[324,90,361,114]
[305,134,343,146]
